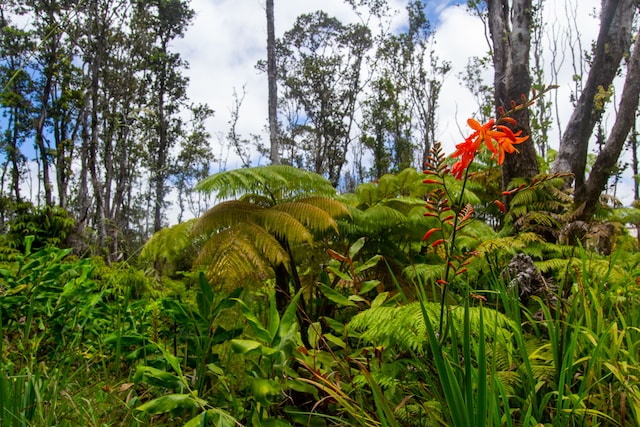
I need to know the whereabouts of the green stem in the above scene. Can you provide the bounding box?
[438,163,472,340]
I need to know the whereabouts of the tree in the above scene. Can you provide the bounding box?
[486,0,539,192]
[134,0,193,233]
[266,0,279,165]
[172,103,215,222]
[276,11,372,187]
[360,1,449,178]
[551,0,640,220]
[0,22,33,203]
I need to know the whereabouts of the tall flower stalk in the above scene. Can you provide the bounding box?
[422,98,538,338]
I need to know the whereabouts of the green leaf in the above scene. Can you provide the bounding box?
[134,366,183,390]
[319,284,356,307]
[349,237,366,259]
[371,292,389,308]
[354,255,382,274]
[230,339,263,354]
[326,264,352,282]
[278,290,302,342]
[308,322,322,348]
[136,393,200,415]
[359,279,380,294]
[324,333,346,349]
[233,299,272,343]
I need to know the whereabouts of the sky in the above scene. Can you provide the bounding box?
[173,0,608,175]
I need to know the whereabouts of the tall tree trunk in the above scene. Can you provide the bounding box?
[551,0,635,198]
[35,71,53,206]
[487,0,539,194]
[575,26,640,220]
[266,0,279,165]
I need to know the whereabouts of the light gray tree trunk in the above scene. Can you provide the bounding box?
[576,25,640,219]
[266,0,280,164]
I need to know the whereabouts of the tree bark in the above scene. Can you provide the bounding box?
[575,26,640,220]
[266,0,280,164]
[487,0,539,193]
[551,0,635,199]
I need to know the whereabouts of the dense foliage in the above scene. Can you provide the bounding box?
[2,156,640,426]
[2,0,640,426]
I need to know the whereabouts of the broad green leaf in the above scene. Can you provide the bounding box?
[324,333,346,349]
[278,290,302,343]
[268,288,280,341]
[136,393,199,415]
[319,284,356,307]
[134,366,183,390]
[233,299,272,343]
[349,237,366,259]
[354,255,382,274]
[308,322,322,348]
[371,292,389,308]
[231,339,262,354]
[250,377,281,406]
[359,279,380,294]
[325,264,352,282]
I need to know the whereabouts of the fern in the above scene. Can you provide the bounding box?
[349,302,515,355]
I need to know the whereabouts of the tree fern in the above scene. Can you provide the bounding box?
[192,166,349,299]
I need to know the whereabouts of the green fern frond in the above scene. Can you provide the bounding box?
[139,219,196,265]
[442,176,482,205]
[395,167,429,198]
[192,200,260,234]
[349,302,515,355]
[478,233,544,256]
[382,197,429,215]
[255,209,314,244]
[377,173,400,199]
[403,264,446,284]
[196,165,336,202]
[361,205,407,228]
[196,224,289,284]
[272,202,337,238]
[295,196,351,220]
[535,257,572,274]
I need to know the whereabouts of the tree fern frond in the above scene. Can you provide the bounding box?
[442,176,482,205]
[295,196,351,219]
[381,197,429,215]
[192,200,261,235]
[275,202,337,233]
[255,209,314,244]
[196,165,336,201]
[361,205,407,229]
[140,219,196,264]
[377,173,400,199]
[195,224,289,284]
[355,182,379,208]
[395,167,429,198]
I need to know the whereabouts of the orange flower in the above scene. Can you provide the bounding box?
[450,117,529,179]
[493,125,529,164]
